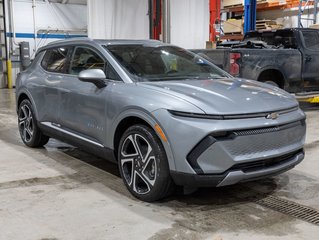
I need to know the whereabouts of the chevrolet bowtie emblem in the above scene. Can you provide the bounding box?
[266,112,279,120]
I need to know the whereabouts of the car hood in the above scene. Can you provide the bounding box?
[139,78,298,115]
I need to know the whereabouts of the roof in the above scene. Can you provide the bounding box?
[39,38,165,52]
[95,39,164,46]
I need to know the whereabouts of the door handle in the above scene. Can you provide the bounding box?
[305,55,312,62]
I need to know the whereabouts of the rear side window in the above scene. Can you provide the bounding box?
[302,31,319,50]
[41,47,72,73]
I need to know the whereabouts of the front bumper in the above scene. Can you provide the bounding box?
[171,149,304,187]
[152,106,306,188]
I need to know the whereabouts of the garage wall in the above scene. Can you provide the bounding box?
[87,0,149,39]
[7,0,87,57]
[4,0,87,86]
[170,0,209,49]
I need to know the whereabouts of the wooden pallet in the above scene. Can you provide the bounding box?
[223,4,243,9]
[310,24,319,29]
[220,33,244,41]
[256,25,283,30]
[223,19,243,34]
[222,0,243,9]
[222,1,286,13]
[224,31,243,35]
[256,20,283,30]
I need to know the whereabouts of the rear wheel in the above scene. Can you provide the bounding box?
[18,99,49,147]
[118,124,174,202]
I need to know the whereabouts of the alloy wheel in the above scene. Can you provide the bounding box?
[18,104,34,143]
[120,134,157,195]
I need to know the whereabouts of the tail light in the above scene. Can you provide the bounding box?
[229,52,241,76]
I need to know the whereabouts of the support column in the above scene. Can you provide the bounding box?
[244,0,256,34]
[209,0,221,42]
[0,0,8,88]
[162,0,170,43]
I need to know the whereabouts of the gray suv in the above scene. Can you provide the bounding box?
[16,38,306,201]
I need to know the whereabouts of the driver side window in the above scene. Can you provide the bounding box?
[69,46,121,81]
[70,47,105,75]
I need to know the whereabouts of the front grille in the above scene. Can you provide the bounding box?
[219,120,305,159]
[233,120,304,136]
[228,149,303,173]
[234,127,279,136]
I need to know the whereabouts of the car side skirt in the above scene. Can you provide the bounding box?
[39,121,117,163]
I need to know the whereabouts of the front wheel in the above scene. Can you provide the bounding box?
[118,124,174,202]
[18,99,49,147]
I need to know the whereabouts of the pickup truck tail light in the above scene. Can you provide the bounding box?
[229,53,241,76]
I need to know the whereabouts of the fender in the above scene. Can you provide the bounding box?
[16,88,39,120]
[108,107,176,171]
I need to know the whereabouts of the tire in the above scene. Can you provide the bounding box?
[18,99,50,148]
[118,124,174,202]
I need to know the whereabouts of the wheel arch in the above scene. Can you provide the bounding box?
[113,116,152,158]
[17,93,29,109]
[110,109,176,171]
[16,90,39,119]
[257,68,286,89]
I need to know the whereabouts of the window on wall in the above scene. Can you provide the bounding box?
[302,31,319,50]
[69,47,105,75]
[41,47,72,73]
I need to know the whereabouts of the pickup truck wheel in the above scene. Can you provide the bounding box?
[18,99,50,148]
[264,81,279,87]
[118,124,174,202]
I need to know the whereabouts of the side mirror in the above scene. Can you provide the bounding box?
[78,69,107,88]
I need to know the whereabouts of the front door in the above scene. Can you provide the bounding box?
[58,46,110,146]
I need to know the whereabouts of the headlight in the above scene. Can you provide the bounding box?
[167,110,223,120]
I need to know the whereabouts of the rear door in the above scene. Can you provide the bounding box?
[38,46,73,124]
[300,29,319,91]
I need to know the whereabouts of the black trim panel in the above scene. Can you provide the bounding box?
[186,136,216,174]
[168,106,299,120]
[227,149,304,173]
[170,171,226,187]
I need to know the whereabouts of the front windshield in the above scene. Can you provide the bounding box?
[105,44,230,82]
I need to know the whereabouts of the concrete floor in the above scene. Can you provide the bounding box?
[0,89,319,240]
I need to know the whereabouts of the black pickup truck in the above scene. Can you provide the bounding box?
[193,28,319,93]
